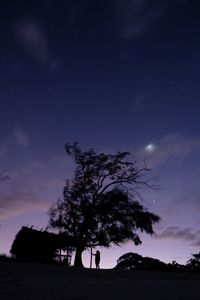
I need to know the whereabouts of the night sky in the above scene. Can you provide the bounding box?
[1,0,200,268]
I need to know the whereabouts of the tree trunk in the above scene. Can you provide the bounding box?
[90,247,92,269]
[74,247,84,267]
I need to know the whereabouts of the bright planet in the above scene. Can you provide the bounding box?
[145,144,155,152]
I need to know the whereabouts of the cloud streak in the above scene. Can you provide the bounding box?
[16,21,48,64]
[13,128,29,148]
[138,133,200,167]
[0,153,73,220]
[135,132,200,215]
[15,20,61,72]
[113,0,169,39]
[0,127,29,159]
[131,95,144,112]
[156,226,197,242]
[155,226,200,249]
[0,187,49,219]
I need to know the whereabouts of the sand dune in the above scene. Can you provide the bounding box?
[0,261,200,300]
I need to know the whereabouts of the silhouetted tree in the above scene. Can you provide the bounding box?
[115,252,144,270]
[187,252,200,271]
[115,252,168,271]
[49,143,160,267]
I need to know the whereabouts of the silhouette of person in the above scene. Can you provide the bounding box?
[92,250,100,269]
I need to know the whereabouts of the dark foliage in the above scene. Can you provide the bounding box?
[0,254,13,262]
[116,252,167,271]
[186,252,200,271]
[115,252,185,272]
[49,143,160,267]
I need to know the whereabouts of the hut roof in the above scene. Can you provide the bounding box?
[10,226,76,260]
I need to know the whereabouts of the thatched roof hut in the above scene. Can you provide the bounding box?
[10,226,76,263]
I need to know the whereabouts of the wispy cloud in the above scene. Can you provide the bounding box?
[156,226,197,242]
[131,95,144,112]
[156,226,200,249]
[16,21,48,63]
[191,239,200,247]
[0,127,29,158]
[0,153,73,220]
[112,0,190,40]
[113,0,169,39]
[0,142,9,157]
[0,187,48,219]
[135,132,200,218]
[15,20,61,72]
[0,170,10,182]
[13,128,29,148]
[138,133,200,167]
[174,184,200,211]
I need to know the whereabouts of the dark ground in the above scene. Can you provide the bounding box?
[0,262,200,300]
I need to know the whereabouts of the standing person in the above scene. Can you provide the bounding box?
[92,250,100,269]
[95,250,100,269]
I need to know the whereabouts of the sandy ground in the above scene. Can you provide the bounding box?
[0,262,200,300]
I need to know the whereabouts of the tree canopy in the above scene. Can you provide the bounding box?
[187,252,200,271]
[115,252,185,272]
[115,252,168,271]
[49,143,160,267]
